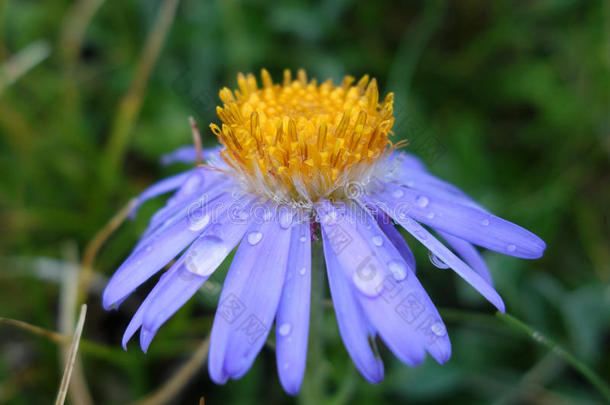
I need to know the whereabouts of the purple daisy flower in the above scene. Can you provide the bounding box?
[103,69,545,395]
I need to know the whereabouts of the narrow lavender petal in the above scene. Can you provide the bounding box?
[139,207,253,351]
[438,231,493,286]
[323,233,384,383]
[275,220,311,395]
[134,173,232,251]
[129,170,195,218]
[373,195,505,312]
[222,218,293,378]
[314,200,392,295]
[142,169,227,233]
[160,145,223,166]
[316,201,449,364]
[358,284,452,366]
[386,152,484,211]
[102,192,238,310]
[374,182,546,259]
[353,203,451,364]
[387,151,427,173]
[138,267,206,352]
[372,208,416,272]
[209,206,292,382]
[121,266,178,350]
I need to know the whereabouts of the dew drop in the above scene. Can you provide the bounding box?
[372,235,383,247]
[247,231,263,245]
[238,210,248,221]
[352,268,384,297]
[481,218,490,226]
[145,245,152,252]
[184,236,229,276]
[405,180,414,187]
[188,213,210,231]
[299,235,307,243]
[392,188,404,198]
[263,210,272,221]
[430,321,447,337]
[278,323,292,336]
[299,267,307,275]
[416,195,429,208]
[507,244,517,252]
[426,212,435,220]
[279,210,293,229]
[428,251,450,269]
[388,260,407,281]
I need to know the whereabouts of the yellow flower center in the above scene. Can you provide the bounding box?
[210,69,400,204]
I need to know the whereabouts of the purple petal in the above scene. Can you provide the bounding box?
[373,195,505,312]
[438,231,493,286]
[275,219,311,395]
[374,182,546,259]
[317,201,450,365]
[137,209,253,352]
[323,233,384,383]
[134,172,233,251]
[315,200,415,297]
[209,207,292,383]
[371,208,416,272]
[129,170,195,218]
[139,266,207,352]
[387,151,427,173]
[386,152,484,211]
[121,266,178,350]
[102,192,241,310]
[160,145,223,166]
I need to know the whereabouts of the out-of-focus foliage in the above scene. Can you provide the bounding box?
[0,0,608,404]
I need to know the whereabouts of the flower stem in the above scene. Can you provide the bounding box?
[299,240,327,405]
[495,312,610,402]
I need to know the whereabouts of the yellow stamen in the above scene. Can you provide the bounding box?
[210,69,396,203]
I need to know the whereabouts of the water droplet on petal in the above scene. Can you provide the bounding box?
[352,266,384,297]
[405,180,414,187]
[247,231,263,245]
[299,267,307,275]
[145,245,152,252]
[372,235,383,247]
[263,210,272,221]
[388,260,408,281]
[392,188,404,198]
[430,321,447,336]
[279,210,293,229]
[184,236,229,276]
[278,323,292,336]
[416,195,429,208]
[426,212,435,220]
[299,235,307,243]
[428,251,450,269]
[507,244,517,252]
[188,213,210,231]
[238,210,248,221]
[481,218,490,226]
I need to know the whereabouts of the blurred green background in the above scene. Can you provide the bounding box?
[1,0,609,404]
